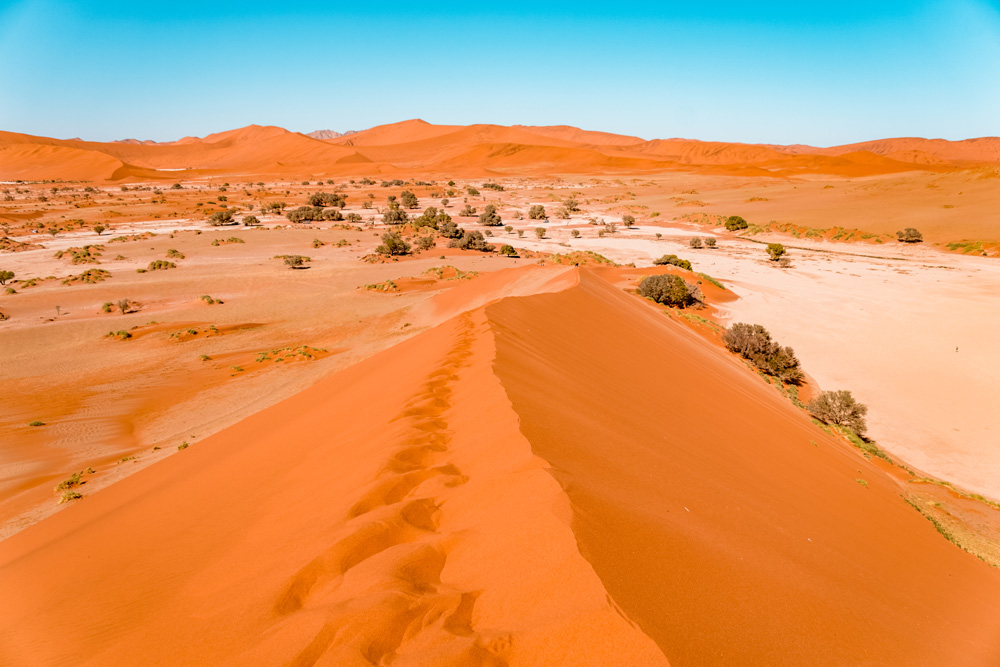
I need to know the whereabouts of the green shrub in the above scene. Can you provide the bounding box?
[282,254,309,268]
[147,260,176,271]
[0,270,13,285]
[704,237,717,248]
[622,214,635,228]
[722,323,803,384]
[478,204,503,226]
[689,237,703,249]
[308,192,346,208]
[382,203,409,225]
[376,231,411,256]
[499,244,517,256]
[414,235,436,251]
[166,248,185,259]
[459,204,477,217]
[529,205,547,220]
[535,227,546,239]
[808,390,868,435]
[725,215,748,231]
[242,215,261,226]
[439,220,464,239]
[29,420,45,427]
[449,230,492,252]
[413,206,451,230]
[896,227,923,243]
[638,274,700,307]
[766,243,786,261]
[400,190,419,209]
[208,209,236,226]
[653,254,692,271]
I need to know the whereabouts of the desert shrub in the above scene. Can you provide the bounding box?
[638,274,700,307]
[482,182,504,191]
[283,254,308,268]
[535,227,546,239]
[439,220,464,239]
[504,225,513,233]
[376,231,411,256]
[102,301,114,313]
[242,215,261,226]
[622,214,635,228]
[261,202,286,214]
[400,190,419,209]
[459,204,477,217]
[449,230,492,252]
[208,210,236,226]
[312,238,325,248]
[555,207,570,219]
[571,229,581,238]
[478,204,503,226]
[766,243,786,261]
[414,206,451,230]
[93,224,106,235]
[307,192,346,208]
[689,237,703,249]
[528,205,547,220]
[382,203,409,225]
[0,270,13,285]
[60,490,83,503]
[147,260,175,271]
[116,298,139,314]
[704,237,717,248]
[345,212,362,223]
[0,309,7,321]
[653,254,692,270]
[563,197,580,213]
[200,295,223,305]
[414,235,436,251]
[466,187,480,196]
[725,215,748,231]
[499,244,517,256]
[808,390,868,435]
[516,229,525,237]
[896,227,923,243]
[722,322,804,384]
[166,248,185,259]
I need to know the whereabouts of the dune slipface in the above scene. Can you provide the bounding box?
[487,270,1000,666]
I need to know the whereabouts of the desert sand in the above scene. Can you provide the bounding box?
[2,121,1000,665]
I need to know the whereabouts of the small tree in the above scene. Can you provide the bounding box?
[209,210,236,226]
[535,227,546,239]
[284,255,307,268]
[460,204,477,217]
[449,230,492,251]
[689,237,703,249]
[725,215,749,231]
[376,231,411,256]
[571,229,581,238]
[382,203,409,225]
[414,235,435,251]
[622,214,635,228]
[722,323,803,384]
[563,197,580,213]
[808,390,868,435]
[529,205,547,220]
[478,204,503,226]
[0,270,13,285]
[400,190,419,209]
[439,220,464,239]
[653,254,692,270]
[638,274,699,308]
[242,215,261,226]
[499,244,517,256]
[896,228,923,243]
[704,237,717,248]
[93,224,106,236]
[766,243,786,261]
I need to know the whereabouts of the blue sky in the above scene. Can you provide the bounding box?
[1,1,998,145]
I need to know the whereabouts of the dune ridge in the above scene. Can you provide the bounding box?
[3,121,999,182]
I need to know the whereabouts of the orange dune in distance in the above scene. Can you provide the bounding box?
[2,120,999,182]
[2,267,999,665]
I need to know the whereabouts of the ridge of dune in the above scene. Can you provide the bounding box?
[0,269,669,667]
[512,125,646,146]
[487,269,1000,667]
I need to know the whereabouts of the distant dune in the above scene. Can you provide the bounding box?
[2,121,998,182]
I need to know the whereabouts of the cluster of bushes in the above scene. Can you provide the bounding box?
[376,231,410,256]
[689,236,717,249]
[528,205,547,220]
[653,254,692,270]
[380,179,405,187]
[275,254,310,268]
[413,206,451,230]
[449,230,492,252]
[725,215,748,231]
[400,190,419,209]
[478,204,502,226]
[896,227,923,243]
[439,220,464,239]
[638,274,701,308]
[307,192,347,208]
[260,202,286,214]
[147,260,176,271]
[287,206,343,222]
[242,215,261,226]
[459,204,477,217]
[722,323,803,384]
[482,182,504,191]
[382,202,409,225]
[208,210,237,226]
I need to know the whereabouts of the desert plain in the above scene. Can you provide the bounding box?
[1,121,1000,665]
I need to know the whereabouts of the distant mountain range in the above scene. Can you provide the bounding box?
[1,119,998,182]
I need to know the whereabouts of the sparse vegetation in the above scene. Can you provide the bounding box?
[449,230,492,252]
[638,274,700,308]
[376,231,411,256]
[722,322,803,384]
[808,390,868,435]
[897,227,923,243]
[478,204,503,226]
[535,227,546,239]
[147,260,176,271]
[529,205,547,220]
[725,215,749,231]
[622,214,635,228]
[653,254,692,271]
[166,248,185,259]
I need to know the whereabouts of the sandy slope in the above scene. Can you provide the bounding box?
[489,270,1000,666]
[2,266,999,665]
[0,269,667,667]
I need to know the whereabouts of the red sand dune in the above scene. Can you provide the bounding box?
[1,268,998,665]
[3,121,999,182]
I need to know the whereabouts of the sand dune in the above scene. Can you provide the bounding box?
[2,266,998,665]
[3,121,999,183]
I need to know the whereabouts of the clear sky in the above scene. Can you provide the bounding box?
[1,0,998,145]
